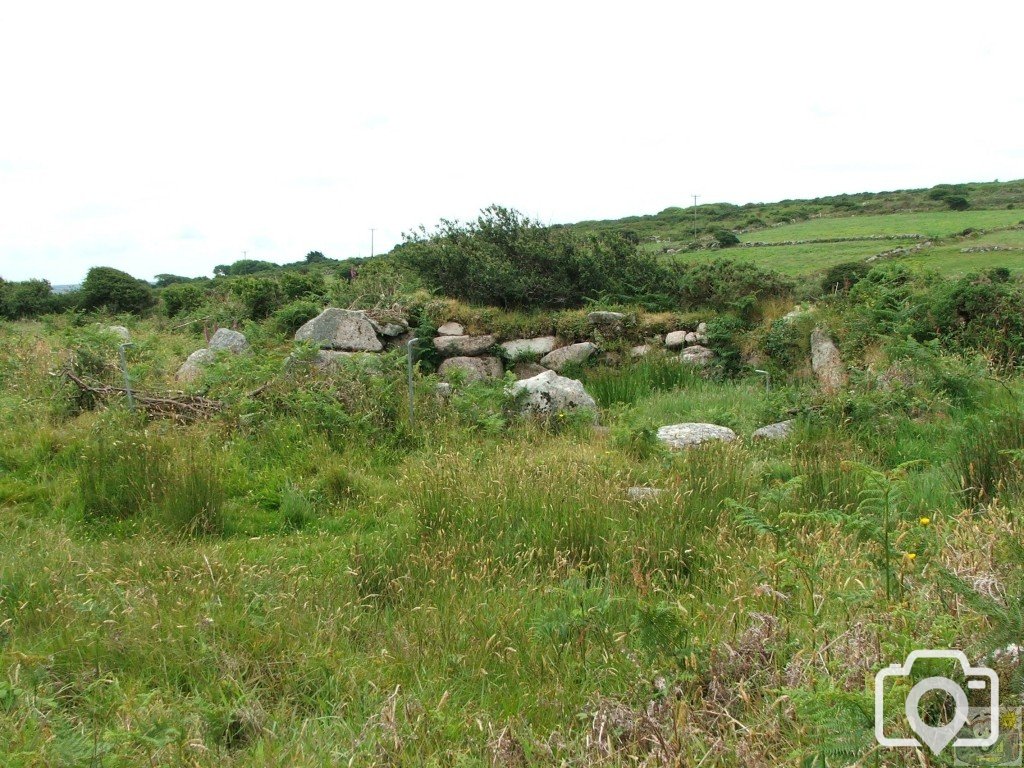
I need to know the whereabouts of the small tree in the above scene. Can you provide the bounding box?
[946,195,970,211]
[79,267,154,314]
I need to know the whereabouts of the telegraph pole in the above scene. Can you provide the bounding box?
[369,228,376,258]
[691,195,700,241]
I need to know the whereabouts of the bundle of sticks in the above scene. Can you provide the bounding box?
[61,369,223,422]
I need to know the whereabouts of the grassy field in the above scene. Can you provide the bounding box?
[737,210,1024,243]
[2,309,1023,765]
[654,240,894,275]
[646,210,1024,277]
[3,185,1024,765]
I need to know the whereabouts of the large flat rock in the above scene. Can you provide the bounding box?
[540,341,597,372]
[433,334,496,357]
[656,423,736,449]
[438,355,504,382]
[509,370,597,418]
[499,336,557,359]
[295,308,383,352]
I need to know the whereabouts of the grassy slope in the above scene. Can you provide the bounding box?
[570,180,1024,277]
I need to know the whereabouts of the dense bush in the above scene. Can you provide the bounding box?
[821,261,871,294]
[704,314,748,375]
[154,273,197,288]
[945,195,970,211]
[843,265,1024,367]
[397,205,669,310]
[0,278,60,319]
[927,183,968,201]
[230,276,285,320]
[280,271,326,301]
[213,259,278,277]
[79,266,154,314]
[667,259,793,316]
[713,229,740,248]
[162,282,206,317]
[274,299,320,335]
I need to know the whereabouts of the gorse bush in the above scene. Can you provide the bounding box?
[713,229,740,247]
[79,266,154,314]
[397,205,669,310]
[162,281,206,317]
[0,278,63,319]
[273,299,320,335]
[666,259,794,315]
[230,276,285,320]
[821,261,871,294]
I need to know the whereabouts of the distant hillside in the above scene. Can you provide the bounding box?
[562,178,1024,241]
[556,179,1024,277]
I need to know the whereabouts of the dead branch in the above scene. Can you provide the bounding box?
[60,369,223,422]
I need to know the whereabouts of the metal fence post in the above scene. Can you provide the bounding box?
[118,342,136,411]
[407,337,419,426]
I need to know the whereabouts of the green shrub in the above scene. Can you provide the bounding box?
[154,273,195,288]
[704,314,747,375]
[821,261,871,294]
[274,299,320,335]
[666,259,793,315]
[713,229,740,248]
[230,276,285,320]
[760,316,808,371]
[162,282,206,317]
[927,183,967,201]
[397,205,668,310]
[946,195,970,211]
[0,279,59,319]
[280,271,326,301]
[213,259,278,277]
[79,267,154,314]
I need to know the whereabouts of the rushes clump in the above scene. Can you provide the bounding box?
[953,403,1024,506]
[75,412,226,535]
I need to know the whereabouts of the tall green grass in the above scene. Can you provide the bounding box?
[75,412,225,535]
[953,403,1024,506]
[581,355,699,406]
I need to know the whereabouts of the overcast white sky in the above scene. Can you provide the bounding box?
[1,1,1022,284]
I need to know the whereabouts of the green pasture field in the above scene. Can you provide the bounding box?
[739,209,1023,243]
